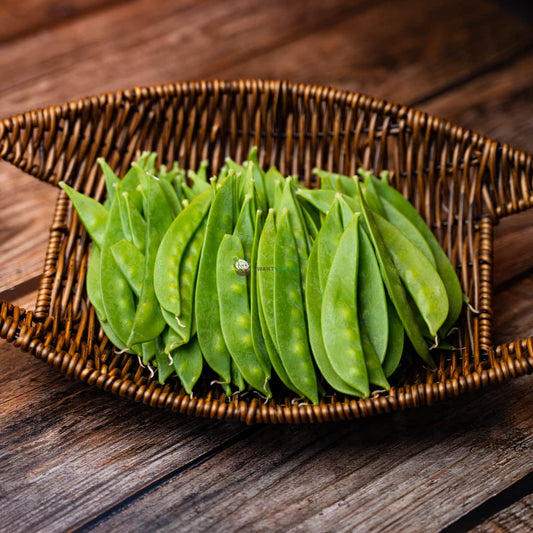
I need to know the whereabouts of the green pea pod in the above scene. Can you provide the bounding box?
[217,234,270,396]
[188,161,211,195]
[154,189,211,317]
[128,174,173,346]
[117,165,143,213]
[119,192,146,253]
[314,168,358,197]
[158,177,183,218]
[306,236,365,397]
[234,195,255,263]
[300,203,319,240]
[373,212,448,337]
[250,210,272,379]
[59,183,108,248]
[248,147,267,212]
[295,188,359,216]
[382,299,404,377]
[86,244,106,320]
[358,225,388,362]
[97,158,120,203]
[156,342,176,385]
[264,167,284,209]
[195,174,235,384]
[371,174,463,335]
[111,239,144,297]
[164,216,208,343]
[358,170,386,216]
[95,308,131,353]
[257,210,301,395]
[360,328,389,390]
[355,181,435,368]
[317,198,344,293]
[275,210,318,404]
[171,335,203,395]
[322,214,369,397]
[277,179,310,287]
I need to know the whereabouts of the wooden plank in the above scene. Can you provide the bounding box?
[0,337,250,533]
[0,0,131,44]
[218,0,533,105]
[0,0,362,118]
[471,493,533,532]
[0,162,57,294]
[75,374,533,532]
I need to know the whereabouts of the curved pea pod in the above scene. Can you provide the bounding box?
[314,168,358,197]
[306,237,365,397]
[232,361,245,392]
[257,210,301,395]
[358,226,388,362]
[154,189,211,317]
[371,174,463,335]
[171,335,203,395]
[86,244,106,320]
[155,337,176,385]
[355,181,434,368]
[322,214,369,397]
[217,234,270,396]
[277,179,310,286]
[274,211,318,404]
[97,158,120,203]
[295,188,359,216]
[117,164,143,212]
[250,211,271,379]
[234,195,255,263]
[158,177,183,218]
[127,174,173,347]
[111,239,144,297]
[188,161,211,195]
[264,167,283,209]
[99,196,136,346]
[373,212,448,337]
[360,328,389,390]
[382,299,404,377]
[165,217,208,343]
[195,174,235,384]
[59,183,108,248]
[317,198,344,293]
[358,169,385,216]
[118,192,146,254]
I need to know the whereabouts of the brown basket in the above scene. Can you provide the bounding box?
[1,79,532,424]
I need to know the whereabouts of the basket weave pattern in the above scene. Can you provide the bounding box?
[1,80,532,423]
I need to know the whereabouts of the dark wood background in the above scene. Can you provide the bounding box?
[1,1,532,531]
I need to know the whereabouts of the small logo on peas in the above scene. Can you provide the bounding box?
[233,257,250,276]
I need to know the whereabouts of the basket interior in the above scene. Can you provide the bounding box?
[2,80,529,422]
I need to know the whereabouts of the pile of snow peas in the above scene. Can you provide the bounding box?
[60,148,462,403]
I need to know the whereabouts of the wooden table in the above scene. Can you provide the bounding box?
[1,1,532,531]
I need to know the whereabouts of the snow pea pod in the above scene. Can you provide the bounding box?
[357,225,388,362]
[306,236,365,397]
[111,239,144,297]
[317,198,344,293]
[355,181,434,368]
[274,210,318,404]
[360,328,389,389]
[234,195,255,263]
[295,188,359,216]
[321,214,369,397]
[171,334,203,395]
[257,209,301,395]
[250,210,271,379]
[158,177,183,218]
[277,179,310,286]
[314,168,358,197]
[154,189,211,316]
[382,299,404,377]
[127,173,173,346]
[59,183,108,248]
[99,196,136,346]
[97,158,120,203]
[373,212,448,337]
[195,174,235,385]
[371,174,462,335]
[86,244,106,320]
[217,234,269,396]
[264,167,284,209]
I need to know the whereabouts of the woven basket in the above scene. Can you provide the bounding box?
[1,80,532,424]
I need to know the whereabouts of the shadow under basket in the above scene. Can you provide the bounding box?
[1,80,532,424]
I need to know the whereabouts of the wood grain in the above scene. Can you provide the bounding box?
[472,493,533,532]
[218,0,533,105]
[0,0,130,43]
[0,339,248,533]
[76,374,533,532]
